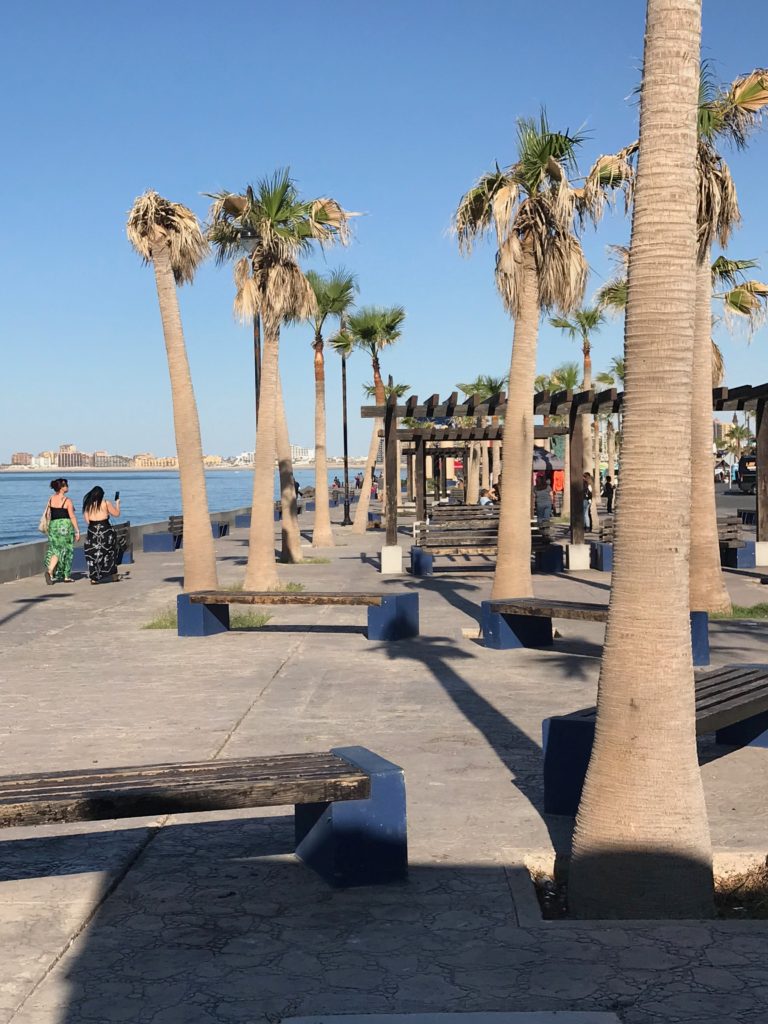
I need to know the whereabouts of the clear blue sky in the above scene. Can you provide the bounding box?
[2,1,767,460]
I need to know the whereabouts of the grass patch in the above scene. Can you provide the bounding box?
[272,581,305,593]
[711,603,768,620]
[231,612,272,630]
[143,608,177,630]
[300,556,331,565]
[716,863,768,919]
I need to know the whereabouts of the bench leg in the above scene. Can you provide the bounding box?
[176,594,230,637]
[542,716,595,816]
[143,533,177,553]
[589,542,613,573]
[715,710,768,747]
[410,546,433,576]
[295,746,408,886]
[118,545,134,565]
[534,545,565,574]
[481,601,553,649]
[690,611,710,667]
[367,594,419,641]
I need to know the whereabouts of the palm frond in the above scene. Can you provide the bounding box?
[454,166,517,252]
[711,339,725,387]
[549,361,581,391]
[710,255,759,288]
[456,374,508,399]
[127,190,208,285]
[697,140,740,255]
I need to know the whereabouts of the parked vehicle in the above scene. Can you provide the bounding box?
[737,453,757,494]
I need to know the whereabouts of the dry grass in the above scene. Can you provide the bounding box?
[142,608,272,630]
[715,863,768,919]
[712,603,768,620]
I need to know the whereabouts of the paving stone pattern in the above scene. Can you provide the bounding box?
[0,517,767,1022]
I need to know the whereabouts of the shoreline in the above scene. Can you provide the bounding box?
[0,463,367,474]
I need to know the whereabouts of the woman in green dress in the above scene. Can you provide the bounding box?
[43,478,80,584]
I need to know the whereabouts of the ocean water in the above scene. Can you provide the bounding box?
[0,469,348,548]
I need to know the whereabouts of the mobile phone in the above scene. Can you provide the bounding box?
[114,491,120,501]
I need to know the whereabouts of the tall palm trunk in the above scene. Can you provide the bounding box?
[245,319,280,590]
[569,0,713,919]
[276,372,302,562]
[352,422,380,533]
[480,436,490,490]
[311,333,334,547]
[690,254,731,613]
[353,358,386,533]
[151,240,218,591]
[592,417,601,527]
[466,443,481,503]
[492,242,538,599]
[607,419,616,483]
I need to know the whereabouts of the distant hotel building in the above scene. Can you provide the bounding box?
[11,452,32,466]
[133,453,179,469]
[290,444,314,463]
[93,451,133,468]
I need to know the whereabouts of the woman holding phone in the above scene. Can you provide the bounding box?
[82,486,121,584]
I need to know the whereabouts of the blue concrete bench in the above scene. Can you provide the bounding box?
[542,664,768,816]
[481,599,709,666]
[718,515,756,569]
[738,508,757,527]
[143,516,229,552]
[177,590,419,641]
[0,747,407,888]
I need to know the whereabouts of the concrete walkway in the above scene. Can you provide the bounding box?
[0,517,767,1023]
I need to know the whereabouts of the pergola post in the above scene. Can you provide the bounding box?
[406,453,414,502]
[757,398,767,544]
[415,436,426,521]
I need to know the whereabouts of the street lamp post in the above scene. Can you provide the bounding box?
[340,349,353,525]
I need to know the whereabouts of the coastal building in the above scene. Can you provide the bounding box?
[11,452,32,466]
[31,454,55,468]
[93,452,133,468]
[290,444,314,463]
[133,453,178,468]
[233,452,255,465]
[203,455,223,467]
[57,450,93,468]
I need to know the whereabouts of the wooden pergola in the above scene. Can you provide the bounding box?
[361,381,768,549]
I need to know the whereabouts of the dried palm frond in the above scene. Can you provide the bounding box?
[711,339,725,387]
[127,190,208,285]
[494,233,524,317]
[454,167,516,252]
[537,231,588,314]
[596,276,628,314]
[697,141,740,256]
[578,143,637,225]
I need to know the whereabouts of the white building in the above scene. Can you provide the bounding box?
[290,444,314,463]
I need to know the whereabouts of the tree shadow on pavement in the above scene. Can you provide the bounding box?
[0,594,74,629]
[370,634,572,849]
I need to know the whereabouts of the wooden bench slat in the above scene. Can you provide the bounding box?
[0,752,370,828]
[490,599,608,622]
[0,752,345,789]
[188,591,385,607]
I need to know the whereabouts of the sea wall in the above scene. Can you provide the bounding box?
[0,507,252,584]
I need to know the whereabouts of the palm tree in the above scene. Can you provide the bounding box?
[305,269,358,548]
[126,191,218,592]
[595,368,620,475]
[549,307,607,526]
[207,171,351,588]
[456,375,508,500]
[343,306,406,534]
[726,421,751,459]
[550,361,581,505]
[455,112,632,598]
[569,0,714,919]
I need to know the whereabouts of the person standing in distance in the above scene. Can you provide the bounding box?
[43,478,80,584]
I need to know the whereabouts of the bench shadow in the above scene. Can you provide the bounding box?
[12,819,563,1024]
[242,624,367,636]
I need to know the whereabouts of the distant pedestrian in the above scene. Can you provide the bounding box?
[583,472,593,531]
[42,478,80,585]
[333,475,341,489]
[355,473,363,490]
[478,488,493,507]
[602,475,615,514]
[293,476,302,499]
[82,487,122,584]
[534,477,554,525]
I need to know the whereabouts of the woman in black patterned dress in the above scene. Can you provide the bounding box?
[82,487,121,584]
